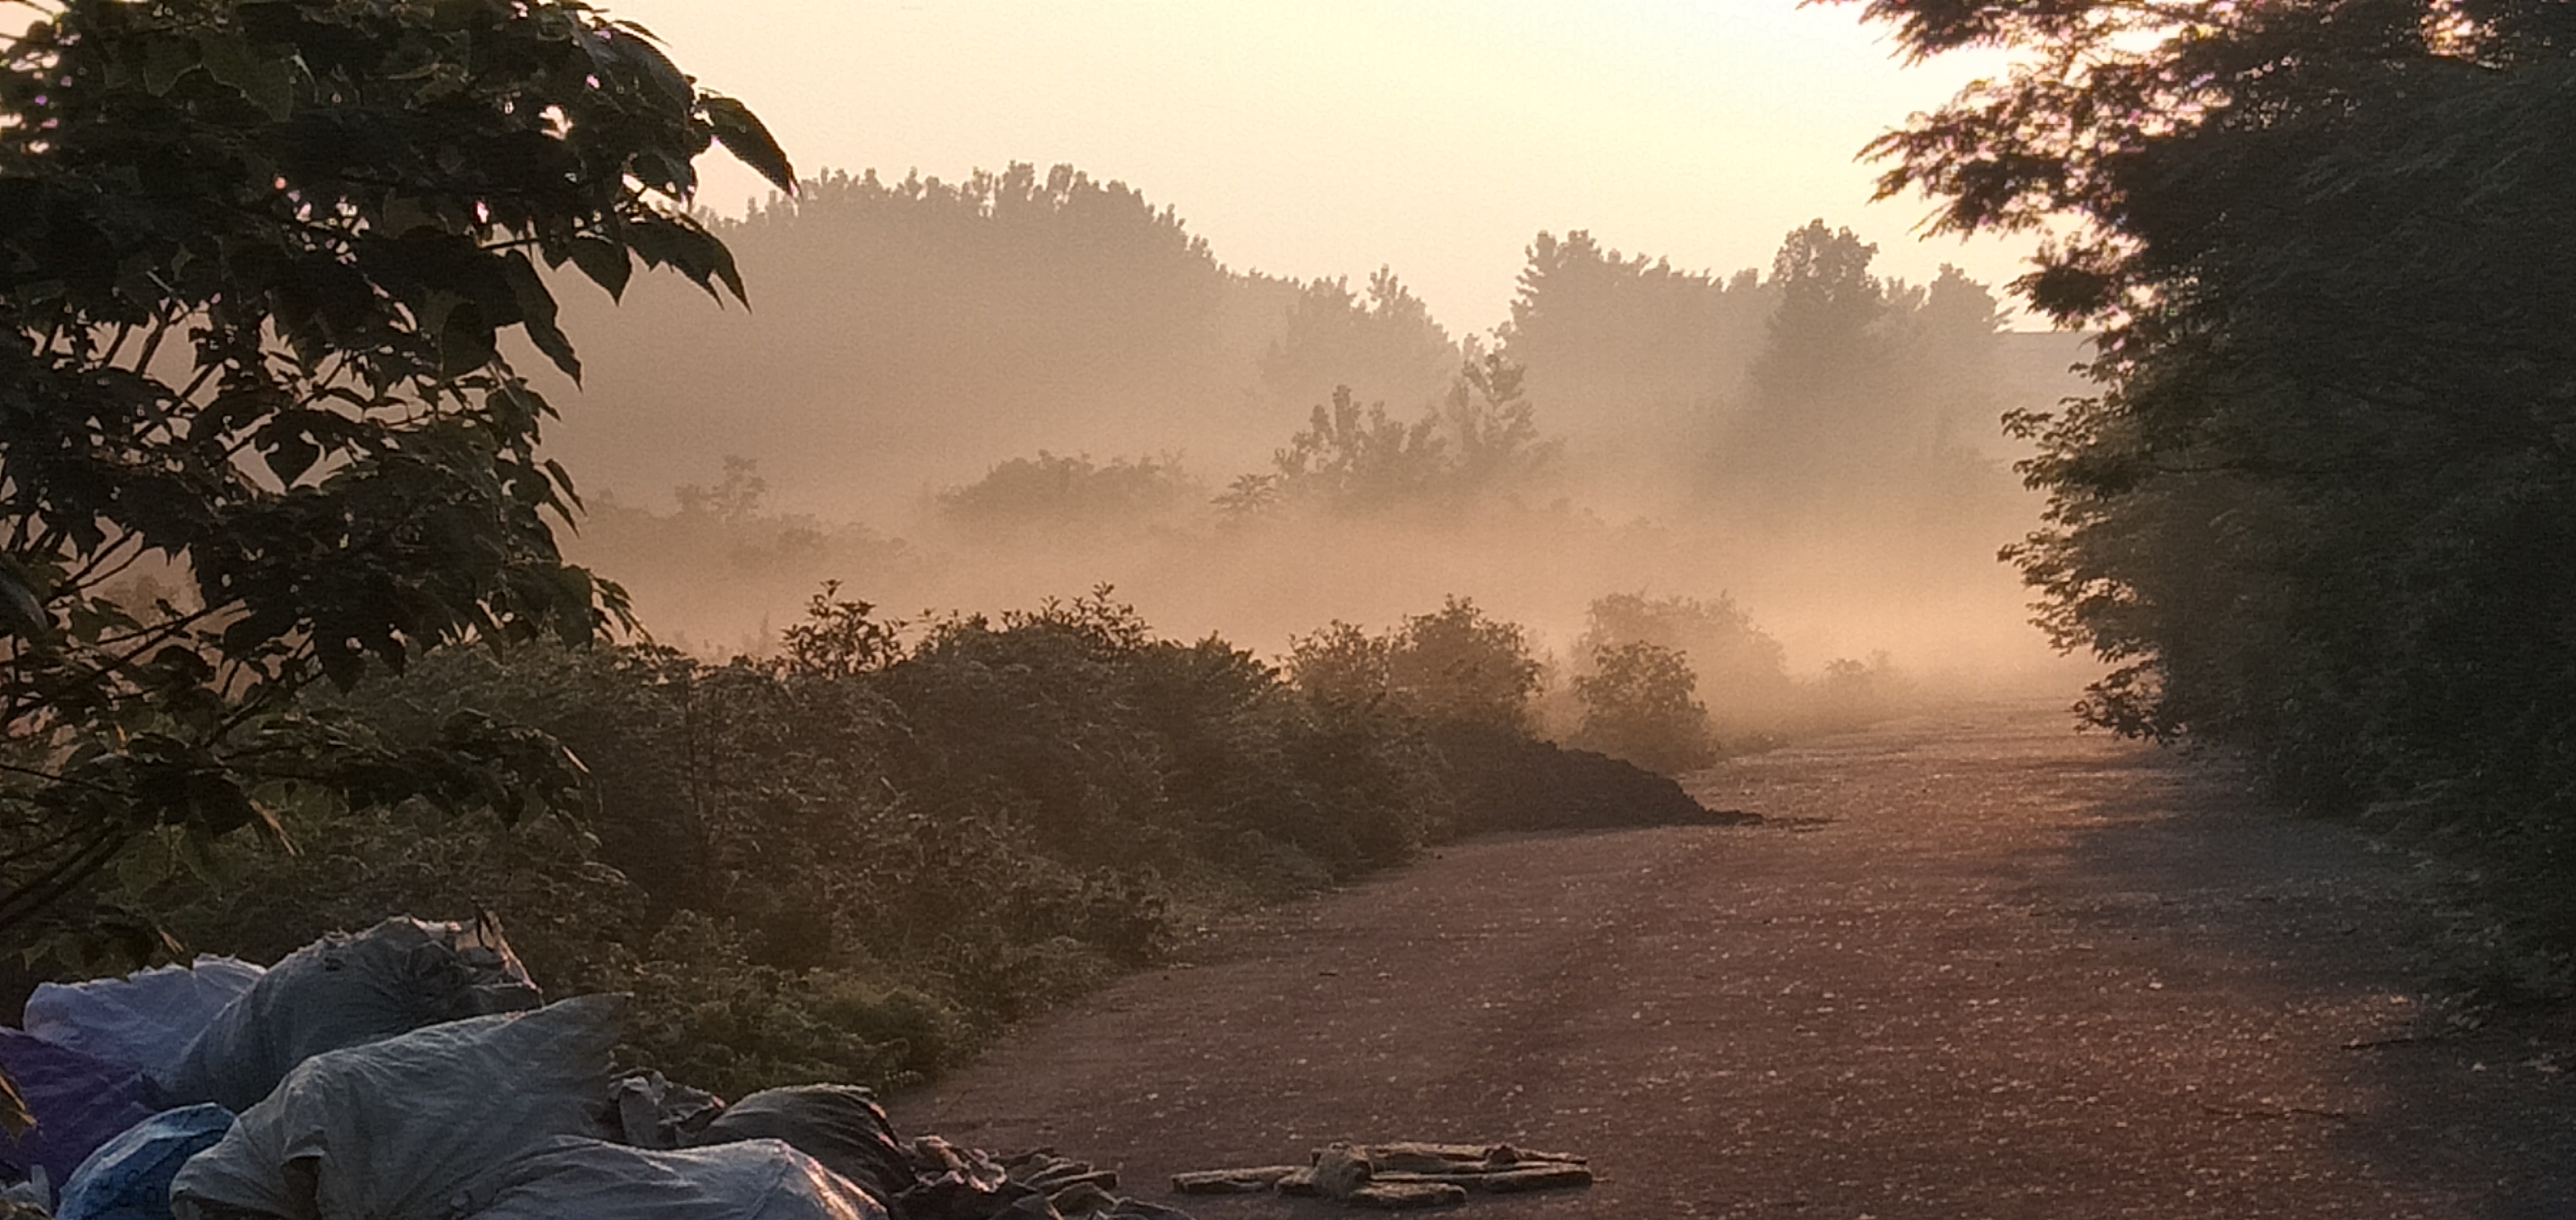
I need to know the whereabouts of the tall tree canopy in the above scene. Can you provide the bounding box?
[0,0,791,951]
[1841,0,2576,929]
[1260,268,1456,417]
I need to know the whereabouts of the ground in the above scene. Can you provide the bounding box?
[889,700,2576,1219]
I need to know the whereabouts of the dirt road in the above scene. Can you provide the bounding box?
[889,701,2575,1219]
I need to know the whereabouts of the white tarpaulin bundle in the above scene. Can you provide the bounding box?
[165,916,542,1112]
[168,995,622,1220]
[472,1138,889,1220]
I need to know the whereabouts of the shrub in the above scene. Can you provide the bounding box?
[1386,596,1543,733]
[1573,641,1715,775]
[108,584,1726,1097]
[1578,592,1793,736]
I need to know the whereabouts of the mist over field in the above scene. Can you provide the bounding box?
[534,163,2094,725]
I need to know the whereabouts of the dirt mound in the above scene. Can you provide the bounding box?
[1432,725,1753,832]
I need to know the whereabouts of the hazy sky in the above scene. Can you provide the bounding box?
[612,0,2035,334]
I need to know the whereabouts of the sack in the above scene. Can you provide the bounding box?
[689,1086,912,1203]
[25,958,264,1086]
[54,1104,233,1220]
[0,1029,165,1189]
[165,916,541,1110]
[168,995,622,1220]
[472,1138,887,1220]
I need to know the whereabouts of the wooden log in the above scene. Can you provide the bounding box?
[1371,1166,1595,1193]
[1170,1167,1305,1195]
[1346,1183,1468,1209]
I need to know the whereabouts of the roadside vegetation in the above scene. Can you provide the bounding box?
[1842,0,2576,967]
[111,585,1743,1097]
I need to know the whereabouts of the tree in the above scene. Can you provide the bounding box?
[1722,220,1906,509]
[0,0,794,952]
[1499,230,1769,440]
[1258,268,1456,415]
[936,451,1202,538]
[1234,354,1559,522]
[1838,0,2576,928]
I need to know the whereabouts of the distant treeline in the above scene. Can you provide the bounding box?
[547,163,2081,680]
[548,162,2074,532]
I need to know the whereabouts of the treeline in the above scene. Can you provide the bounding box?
[548,160,2073,539]
[1849,2,2576,950]
[122,590,1729,1097]
[555,176,2076,688]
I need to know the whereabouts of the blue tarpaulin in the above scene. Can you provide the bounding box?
[0,1029,165,1189]
[55,1104,233,1220]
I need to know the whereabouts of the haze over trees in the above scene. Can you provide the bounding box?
[544,160,2085,696]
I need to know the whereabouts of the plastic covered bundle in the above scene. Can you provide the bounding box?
[25,958,264,1086]
[165,915,542,1111]
[168,995,622,1220]
[689,1086,912,1203]
[472,1138,889,1220]
[0,1029,165,1188]
[53,1104,234,1220]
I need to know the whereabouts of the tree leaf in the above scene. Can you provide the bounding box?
[567,237,632,300]
[0,557,48,638]
[263,430,321,485]
[700,94,797,196]
[113,834,176,894]
[198,33,295,121]
[175,825,233,886]
[501,250,580,383]
[142,37,199,95]
[595,26,695,107]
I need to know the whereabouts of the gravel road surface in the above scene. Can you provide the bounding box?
[890,701,2575,1219]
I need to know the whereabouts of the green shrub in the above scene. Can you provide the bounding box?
[1572,641,1716,775]
[107,583,1734,1096]
[1385,596,1543,733]
[1578,592,1793,738]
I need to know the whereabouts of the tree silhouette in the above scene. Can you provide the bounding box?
[0,0,789,947]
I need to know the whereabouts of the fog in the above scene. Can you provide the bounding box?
[537,164,2096,728]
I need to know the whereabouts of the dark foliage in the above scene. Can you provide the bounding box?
[1839,0,2576,942]
[123,589,1477,1094]
[0,0,790,956]
[1572,641,1715,776]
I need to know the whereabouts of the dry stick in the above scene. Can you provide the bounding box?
[2199,1102,2352,1122]
[2341,1034,2432,1050]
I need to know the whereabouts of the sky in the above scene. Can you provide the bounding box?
[610,0,2041,335]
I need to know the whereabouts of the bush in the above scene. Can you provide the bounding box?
[1572,642,1715,775]
[1385,596,1543,733]
[97,583,1748,1099]
[117,586,1482,1092]
[1578,592,1793,738]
